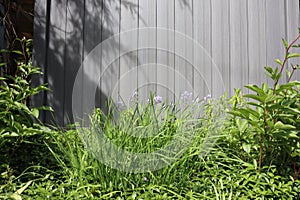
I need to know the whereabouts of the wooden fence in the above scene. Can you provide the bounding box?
[33,0,300,126]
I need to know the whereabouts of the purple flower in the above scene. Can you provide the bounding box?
[116,101,124,107]
[181,91,193,102]
[129,91,138,104]
[154,95,163,104]
[131,91,138,99]
[204,94,212,102]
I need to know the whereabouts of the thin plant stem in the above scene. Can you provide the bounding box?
[273,34,300,92]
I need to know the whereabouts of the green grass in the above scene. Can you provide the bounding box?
[2,34,300,199]
[1,97,300,199]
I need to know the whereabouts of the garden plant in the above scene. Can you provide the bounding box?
[0,31,300,199]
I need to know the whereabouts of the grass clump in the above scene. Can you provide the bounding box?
[1,32,300,199]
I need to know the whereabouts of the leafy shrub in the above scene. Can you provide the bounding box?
[2,34,300,199]
[228,30,300,175]
[0,40,55,189]
[0,40,51,139]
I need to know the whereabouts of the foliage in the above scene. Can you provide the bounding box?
[228,31,300,174]
[1,93,300,199]
[0,41,51,140]
[1,33,300,199]
[2,135,300,199]
[0,63,49,137]
[1,94,296,199]
[47,94,224,183]
[0,40,55,194]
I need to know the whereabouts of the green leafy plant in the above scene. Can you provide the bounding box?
[0,39,54,187]
[229,30,300,175]
[43,93,226,198]
[0,39,51,139]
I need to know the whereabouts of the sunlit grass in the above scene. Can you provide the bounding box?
[1,94,300,199]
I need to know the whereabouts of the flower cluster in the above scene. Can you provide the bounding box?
[181,91,193,102]
[154,95,163,104]
[204,94,211,102]
[126,90,211,107]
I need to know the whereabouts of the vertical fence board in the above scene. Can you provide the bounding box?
[174,0,193,100]
[193,0,212,100]
[266,0,286,85]
[285,0,300,81]
[33,0,300,126]
[157,0,175,102]
[119,0,138,105]
[32,0,48,120]
[81,0,102,120]
[138,0,157,101]
[229,0,249,93]
[101,0,120,110]
[248,0,267,86]
[211,0,229,97]
[63,1,85,125]
[45,0,67,125]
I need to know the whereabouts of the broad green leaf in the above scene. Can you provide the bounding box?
[242,143,251,154]
[282,38,288,49]
[266,120,274,129]
[286,69,291,78]
[281,107,300,114]
[236,118,248,132]
[253,159,257,170]
[9,193,22,200]
[288,132,299,139]
[269,103,284,110]
[265,94,277,103]
[12,50,23,55]
[0,49,8,53]
[247,102,263,108]
[291,149,300,157]
[235,108,250,118]
[264,66,273,73]
[275,58,283,66]
[2,132,19,137]
[15,180,32,195]
[275,73,282,82]
[262,83,269,92]
[14,102,30,113]
[31,108,39,118]
[228,110,246,118]
[36,106,54,112]
[245,85,266,96]
[242,107,260,119]
[287,53,300,59]
[277,113,294,118]
[274,121,295,130]
[273,67,279,75]
[277,81,300,92]
[244,94,265,103]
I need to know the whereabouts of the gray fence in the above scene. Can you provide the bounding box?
[33,0,300,126]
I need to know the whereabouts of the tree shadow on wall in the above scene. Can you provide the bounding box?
[32,0,191,127]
